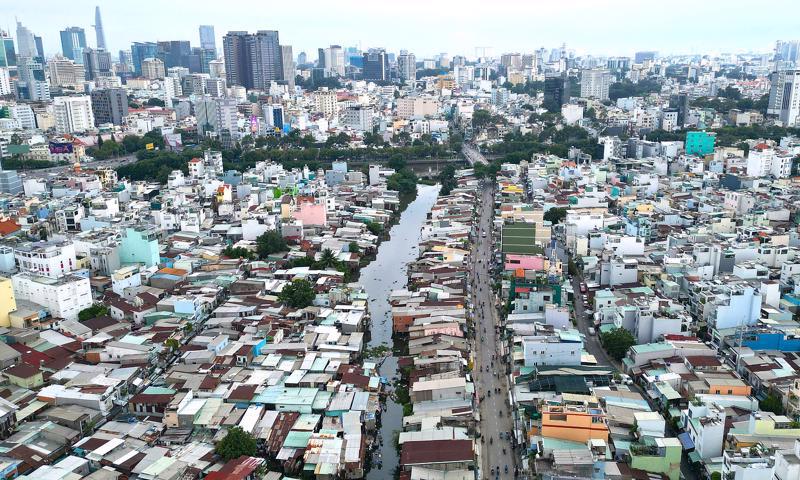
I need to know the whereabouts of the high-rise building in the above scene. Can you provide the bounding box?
[281,45,295,89]
[118,50,133,71]
[15,57,49,101]
[53,95,95,133]
[397,51,416,82]
[320,45,345,77]
[141,58,165,79]
[634,51,657,64]
[195,96,238,136]
[669,93,689,127]
[543,73,568,112]
[0,171,22,195]
[94,6,107,50]
[60,27,87,62]
[0,68,10,96]
[90,88,128,125]
[34,36,44,61]
[48,56,85,88]
[208,59,225,79]
[223,30,285,90]
[157,41,192,69]
[223,31,254,89]
[199,25,216,51]
[768,70,800,127]
[580,69,612,101]
[363,49,388,82]
[82,48,112,81]
[15,21,38,59]
[0,31,15,68]
[131,42,159,75]
[297,51,307,65]
[250,30,282,90]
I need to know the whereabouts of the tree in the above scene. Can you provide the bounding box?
[437,165,458,195]
[600,328,636,361]
[316,249,339,270]
[278,279,316,308]
[759,392,784,415]
[215,427,258,461]
[388,153,407,171]
[164,338,180,352]
[78,304,109,322]
[472,109,492,129]
[365,222,383,236]
[223,246,254,260]
[146,98,165,107]
[544,207,568,225]
[348,242,360,254]
[256,230,288,259]
[387,169,418,197]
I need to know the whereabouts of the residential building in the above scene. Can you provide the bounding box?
[580,69,612,101]
[141,58,165,79]
[90,88,128,126]
[53,96,95,133]
[685,131,716,156]
[768,70,800,126]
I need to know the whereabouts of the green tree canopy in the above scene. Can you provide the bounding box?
[278,279,316,309]
[215,427,257,461]
[600,328,636,361]
[256,230,288,259]
[759,392,784,415]
[437,165,458,196]
[78,304,109,322]
[544,207,568,225]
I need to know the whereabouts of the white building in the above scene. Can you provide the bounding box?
[682,402,726,460]
[111,266,141,296]
[396,96,439,119]
[580,69,612,101]
[341,106,373,131]
[14,241,77,279]
[53,95,95,133]
[12,273,92,321]
[313,89,338,117]
[9,104,36,130]
[773,440,800,480]
[767,70,800,127]
[522,333,583,367]
[0,68,10,96]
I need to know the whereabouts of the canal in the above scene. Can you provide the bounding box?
[362,184,440,479]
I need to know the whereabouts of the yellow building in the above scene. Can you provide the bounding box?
[0,277,16,327]
[541,403,609,443]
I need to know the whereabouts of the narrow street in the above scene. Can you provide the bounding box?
[466,145,517,479]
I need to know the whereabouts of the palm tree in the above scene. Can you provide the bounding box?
[317,249,338,270]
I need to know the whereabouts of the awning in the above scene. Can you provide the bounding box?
[678,432,695,451]
[688,450,702,463]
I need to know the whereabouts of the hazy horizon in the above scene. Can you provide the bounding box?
[7,0,800,59]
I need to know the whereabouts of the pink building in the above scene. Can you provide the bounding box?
[504,254,545,272]
[292,200,327,227]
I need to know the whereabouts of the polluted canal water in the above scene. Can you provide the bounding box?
[363,184,440,478]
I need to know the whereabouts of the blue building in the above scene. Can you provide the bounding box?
[119,227,160,267]
[131,42,159,75]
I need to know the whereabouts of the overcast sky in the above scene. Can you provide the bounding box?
[7,0,799,59]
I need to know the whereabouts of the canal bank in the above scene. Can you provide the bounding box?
[361,184,440,479]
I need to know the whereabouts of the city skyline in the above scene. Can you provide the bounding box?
[7,0,800,59]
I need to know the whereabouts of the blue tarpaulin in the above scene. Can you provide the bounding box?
[678,432,695,450]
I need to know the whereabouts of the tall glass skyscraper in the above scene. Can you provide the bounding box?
[60,27,87,62]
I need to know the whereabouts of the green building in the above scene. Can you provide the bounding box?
[685,131,716,156]
[119,227,160,267]
[629,437,682,480]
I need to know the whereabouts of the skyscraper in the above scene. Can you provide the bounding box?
[363,49,388,82]
[131,42,159,75]
[398,51,416,82]
[15,57,49,101]
[157,41,192,69]
[199,25,216,53]
[15,21,37,59]
[0,31,15,68]
[768,70,800,127]
[90,88,128,126]
[580,69,612,101]
[94,6,107,50]
[82,47,112,81]
[223,31,253,89]
[543,73,568,112]
[320,45,345,77]
[223,30,285,90]
[60,27,87,62]
[250,30,281,90]
[281,45,295,89]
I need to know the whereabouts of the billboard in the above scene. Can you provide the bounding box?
[48,142,73,154]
